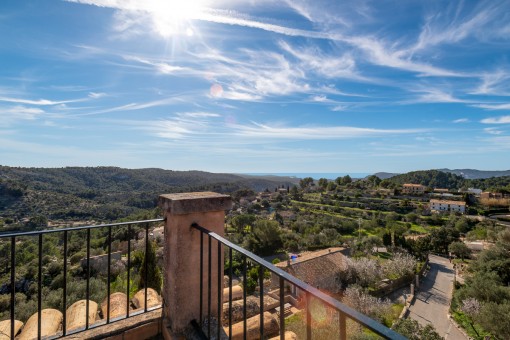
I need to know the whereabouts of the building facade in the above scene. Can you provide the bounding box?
[402,183,426,195]
[430,199,466,213]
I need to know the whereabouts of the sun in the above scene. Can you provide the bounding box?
[147,0,205,37]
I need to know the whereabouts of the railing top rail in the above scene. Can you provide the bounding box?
[191,223,407,340]
[0,218,165,238]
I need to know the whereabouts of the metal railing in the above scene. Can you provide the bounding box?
[192,223,406,340]
[0,218,164,339]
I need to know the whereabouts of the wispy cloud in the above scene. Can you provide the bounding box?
[411,3,498,53]
[471,69,510,95]
[0,96,84,106]
[230,122,427,140]
[473,103,510,110]
[88,92,107,99]
[0,105,45,122]
[484,127,503,135]
[278,41,366,82]
[453,118,469,123]
[480,115,510,124]
[123,55,187,74]
[408,88,467,104]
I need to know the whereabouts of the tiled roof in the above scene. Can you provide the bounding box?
[276,248,348,292]
[430,199,466,206]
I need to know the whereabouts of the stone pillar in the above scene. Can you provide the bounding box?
[410,283,415,296]
[158,192,232,335]
[415,274,420,288]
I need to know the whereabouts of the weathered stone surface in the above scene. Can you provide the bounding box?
[158,192,232,215]
[66,300,98,332]
[101,292,128,319]
[222,296,259,325]
[0,319,23,339]
[60,308,162,340]
[132,288,161,309]
[224,312,279,340]
[222,295,279,325]
[223,285,243,302]
[159,192,230,334]
[18,308,63,340]
[269,331,297,340]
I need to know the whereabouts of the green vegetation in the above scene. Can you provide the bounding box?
[451,229,510,339]
[2,166,510,335]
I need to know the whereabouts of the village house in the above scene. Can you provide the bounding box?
[430,199,466,214]
[402,183,427,195]
[272,248,349,297]
[480,192,506,199]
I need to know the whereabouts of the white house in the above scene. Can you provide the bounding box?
[430,199,466,214]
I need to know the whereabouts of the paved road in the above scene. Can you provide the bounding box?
[408,255,467,340]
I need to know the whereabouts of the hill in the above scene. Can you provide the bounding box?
[385,170,465,189]
[0,166,298,224]
[437,168,510,179]
[373,172,400,179]
[385,169,510,191]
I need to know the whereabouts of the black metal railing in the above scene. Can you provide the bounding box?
[0,218,164,339]
[191,223,406,340]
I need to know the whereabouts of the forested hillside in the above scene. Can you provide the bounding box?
[438,168,510,179]
[385,170,465,189]
[384,170,510,192]
[0,166,297,226]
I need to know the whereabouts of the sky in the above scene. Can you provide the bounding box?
[1,0,510,174]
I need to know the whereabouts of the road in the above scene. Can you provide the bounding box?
[408,255,467,340]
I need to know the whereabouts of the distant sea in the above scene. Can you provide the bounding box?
[243,173,373,180]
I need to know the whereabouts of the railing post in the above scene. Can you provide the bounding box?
[158,192,232,336]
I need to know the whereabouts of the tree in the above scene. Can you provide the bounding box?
[25,215,48,230]
[429,227,459,254]
[342,175,352,184]
[384,252,417,279]
[290,186,302,201]
[366,175,382,187]
[246,220,282,256]
[392,318,442,340]
[448,241,471,260]
[139,240,162,294]
[478,301,510,338]
[343,286,392,323]
[299,177,314,190]
[317,178,328,191]
[231,214,254,234]
[459,298,481,337]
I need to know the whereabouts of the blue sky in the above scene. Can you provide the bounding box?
[1,0,509,174]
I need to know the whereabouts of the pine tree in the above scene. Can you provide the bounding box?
[139,240,162,294]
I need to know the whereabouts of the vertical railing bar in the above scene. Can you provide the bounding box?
[259,265,264,340]
[126,224,131,318]
[306,292,312,340]
[38,234,42,340]
[217,240,222,340]
[207,235,212,339]
[107,225,112,324]
[10,236,15,340]
[63,230,68,335]
[199,232,203,325]
[279,277,285,340]
[144,223,149,313]
[229,247,233,340]
[339,311,347,340]
[243,256,247,340]
[86,228,90,330]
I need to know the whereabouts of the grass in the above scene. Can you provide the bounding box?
[408,223,427,234]
[451,310,491,340]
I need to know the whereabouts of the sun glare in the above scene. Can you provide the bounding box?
[147,0,204,37]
